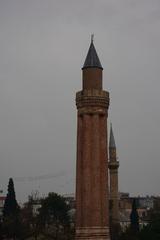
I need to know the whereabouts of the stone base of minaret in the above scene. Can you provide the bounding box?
[76,227,110,240]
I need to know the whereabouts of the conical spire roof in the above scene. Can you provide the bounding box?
[82,37,103,70]
[109,124,116,148]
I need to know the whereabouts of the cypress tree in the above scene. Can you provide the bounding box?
[2,178,20,239]
[130,198,139,232]
[3,178,19,217]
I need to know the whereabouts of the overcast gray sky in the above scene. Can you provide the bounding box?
[0,0,160,202]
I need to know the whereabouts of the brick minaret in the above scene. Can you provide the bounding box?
[75,38,110,240]
[108,124,119,226]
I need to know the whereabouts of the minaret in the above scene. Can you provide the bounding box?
[75,37,110,240]
[108,124,119,226]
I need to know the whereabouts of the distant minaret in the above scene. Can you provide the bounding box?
[75,37,110,240]
[108,124,119,226]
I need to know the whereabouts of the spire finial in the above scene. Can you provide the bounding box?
[91,34,94,43]
[109,123,116,148]
[82,35,103,69]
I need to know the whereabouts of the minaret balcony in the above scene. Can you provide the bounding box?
[108,161,119,170]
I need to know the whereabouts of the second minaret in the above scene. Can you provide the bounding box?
[108,124,119,227]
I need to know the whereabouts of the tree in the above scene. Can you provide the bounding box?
[130,198,139,233]
[119,199,140,240]
[139,212,160,240]
[2,178,20,240]
[23,192,42,240]
[39,192,71,240]
[3,178,19,217]
[20,199,40,240]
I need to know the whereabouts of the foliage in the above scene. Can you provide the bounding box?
[119,199,140,240]
[2,215,22,239]
[2,178,21,240]
[19,200,40,239]
[1,190,73,240]
[38,192,71,240]
[130,198,139,233]
[3,178,19,217]
[119,211,160,240]
[119,227,139,240]
[139,212,160,240]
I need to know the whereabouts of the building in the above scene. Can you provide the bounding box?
[63,193,76,209]
[75,38,110,240]
[0,196,6,221]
